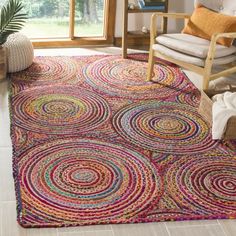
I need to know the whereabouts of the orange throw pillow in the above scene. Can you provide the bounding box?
[182,6,236,47]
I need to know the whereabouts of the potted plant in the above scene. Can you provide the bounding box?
[0,0,27,80]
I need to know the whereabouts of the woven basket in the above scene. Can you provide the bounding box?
[198,88,236,140]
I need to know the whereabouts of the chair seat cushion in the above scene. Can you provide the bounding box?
[152,44,236,67]
[155,33,236,59]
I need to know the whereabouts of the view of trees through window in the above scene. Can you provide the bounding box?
[75,0,104,37]
[20,0,105,38]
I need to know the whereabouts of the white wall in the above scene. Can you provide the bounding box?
[115,0,195,37]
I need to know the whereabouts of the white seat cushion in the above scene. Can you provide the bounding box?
[152,44,236,67]
[155,34,236,59]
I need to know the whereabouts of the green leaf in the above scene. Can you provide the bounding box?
[0,0,28,45]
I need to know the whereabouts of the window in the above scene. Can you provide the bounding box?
[74,0,105,37]
[21,0,70,38]
[20,0,116,45]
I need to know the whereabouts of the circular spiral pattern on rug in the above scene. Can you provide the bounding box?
[113,101,217,154]
[12,85,111,135]
[11,57,80,85]
[166,155,236,214]
[18,138,163,224]
[84,56,189,99]
[175,90,200,107]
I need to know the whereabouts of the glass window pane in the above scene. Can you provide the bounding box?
[74,0,105,37]
[21,0,70,38]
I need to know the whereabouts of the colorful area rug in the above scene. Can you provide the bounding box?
[9,54,236,228]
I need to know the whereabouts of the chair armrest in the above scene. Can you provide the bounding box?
[206,32,236,62]
[150,13,191,45]
[213,32,236,41]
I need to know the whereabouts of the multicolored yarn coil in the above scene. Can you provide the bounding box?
[17,138,163,226]
[83,55,190,99]
[9,54,236,228]
[12,85,111,135]
[113,101,218,154]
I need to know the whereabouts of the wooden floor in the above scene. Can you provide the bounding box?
[0,47,235,236]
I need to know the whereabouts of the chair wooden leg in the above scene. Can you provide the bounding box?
[147,49,155,82]
[202,75,210,90]
[202,55,214,90]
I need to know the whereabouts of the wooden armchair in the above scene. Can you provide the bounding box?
[147,0,236,90]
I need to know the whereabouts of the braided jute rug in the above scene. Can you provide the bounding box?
[9,54,236,228]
